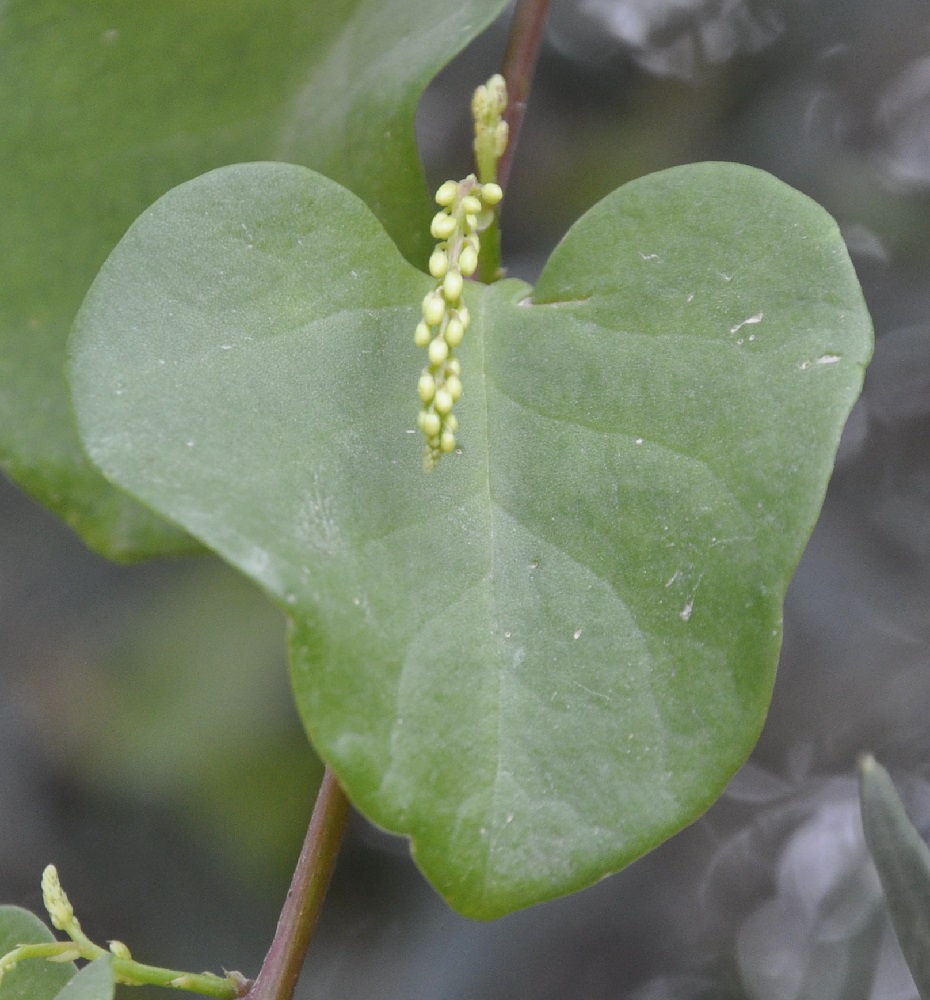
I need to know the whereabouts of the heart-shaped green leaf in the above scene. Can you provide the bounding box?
[69,161,872,917]
[0,0,505,558]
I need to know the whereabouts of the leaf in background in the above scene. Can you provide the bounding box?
[0,907,74,1000]
[0,0,506,558]
[859,754,930,998]
[52,959,113,1000]
[69,161,872,917]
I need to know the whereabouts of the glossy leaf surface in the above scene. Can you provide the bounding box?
[0,907,74,1000]
[0,0,505,557]
[70,161,872,917]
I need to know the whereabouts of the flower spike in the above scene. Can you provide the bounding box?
[415,174,505,469]
[415,75,508,470]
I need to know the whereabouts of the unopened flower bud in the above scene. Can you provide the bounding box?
[459,244,478,276]
[494,121,509,157]
[481,182,503,206]
[428,249,449,278]
[445,316,464,347]
[461,195,482,216]
[422,291,445,326]
[446,375,463,402]
[418,411,441,437]
[435,180,458,206]
[417,372,436,403]
[430,212,457,240]
[428,337,449,366]
[109,941,132,960]
[434,388,453,415]
[443,270,464,302]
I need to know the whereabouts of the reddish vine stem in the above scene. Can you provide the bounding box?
[243,768,350,1000]
[496,0,552,192]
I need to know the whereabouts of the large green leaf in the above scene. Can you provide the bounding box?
[68,161,872,917]
[0,907,75,1000]
[0,0,506,558]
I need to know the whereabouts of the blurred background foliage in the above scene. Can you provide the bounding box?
[2,0,930,997]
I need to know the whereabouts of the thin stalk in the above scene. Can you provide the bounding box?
[243,768,350,1000]
[497,0,551,192]
[475,0,551,282]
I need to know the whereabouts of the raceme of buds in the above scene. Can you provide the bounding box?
[416,175,502,470]
[472,74,509,176]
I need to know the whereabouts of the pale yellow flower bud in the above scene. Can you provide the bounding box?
[459,244,478,277]
[418,411,441,437]
[442,270,464,302]
[422,291,445,326]
[445,316,464,347]
[487,74,506,115]
[461,195,482,216]
[428,248,449,278]
[446,375,463,402]
[428,337,449,366]
[417,372,436,403]
[435,180,459,206]
[434,388,453,415]
[481,182,503,206]
[430,212,457,240]
[494,120,509,157]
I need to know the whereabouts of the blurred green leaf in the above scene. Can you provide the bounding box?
[0,0,506,558]
[0,907,74,1000]
[52,959,113,1000]
[69,160,872,917]
[859,754,930,999]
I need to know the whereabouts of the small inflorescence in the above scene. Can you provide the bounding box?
[0,865,250,996]
[472,74,509,184]
[415,73,507,470]
[415,177,502,470]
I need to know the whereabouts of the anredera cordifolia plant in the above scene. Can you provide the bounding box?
[0,868,249,997]
[0,0,875,998]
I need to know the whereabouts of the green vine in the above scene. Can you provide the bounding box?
[0,867,250,998]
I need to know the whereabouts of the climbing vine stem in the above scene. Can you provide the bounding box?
[0,771,350,1000]
[475,0,550,281]
[497,0,551,192]
[244,767,350,1000]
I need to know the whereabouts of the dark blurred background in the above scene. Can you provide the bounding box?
[3,1,930,997]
